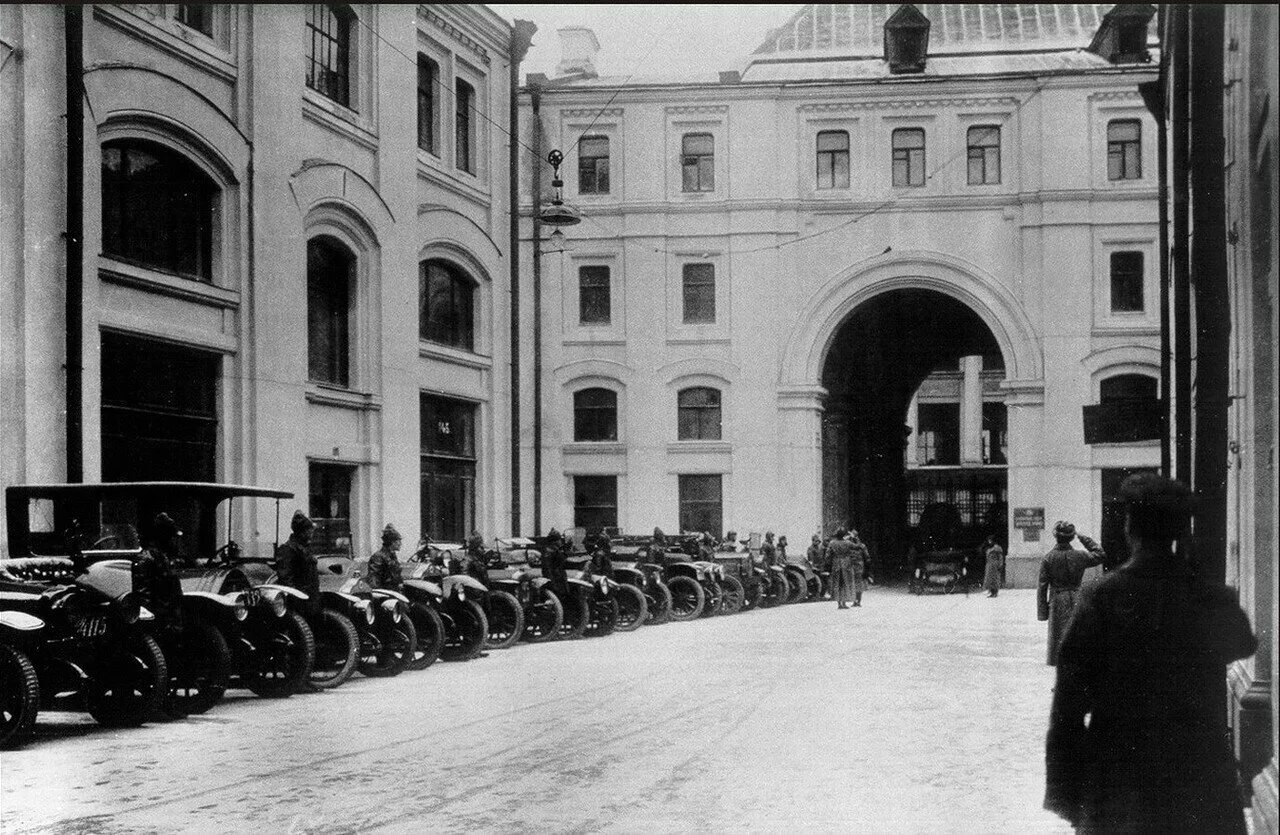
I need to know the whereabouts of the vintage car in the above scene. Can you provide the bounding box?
[410,541,518,650]
[525,533,612,639]
[0,602,44,748]
[403,542,489,660]
[909,503,973,595]
[651,535,728,619]
[575,534,647,633]
[487,538,564,642]
[707,544,756,613]
[313,556,417,679]
[607,536,673,625]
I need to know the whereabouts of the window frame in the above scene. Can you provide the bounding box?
[417,54,439,156]
[677,387,723,441]
[306,236,355,388]
[573,387,619,443]
[1109,250,1145,313]
[681,263,716,324]
[577,135,610,195]
[309,460,357,556]
[816,130,851,190]
[892,127,926,188]
[573,475,618,533]
[678,474,723,538]
[681,132,715,193]
[305,4,355,110]
[578,264,611,326]
[1107,119,1142,181]
[966,125,1001,186]
[419,259,476,352]
[455,77,475,175]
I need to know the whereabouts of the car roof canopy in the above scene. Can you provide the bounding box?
[5,482,293,502]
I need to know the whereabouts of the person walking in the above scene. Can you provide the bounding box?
[1044,473,1258,833]
[1037,520,1105,666]
[826,528,856,609]
[982,535,1005,597]
[366,523,405,591]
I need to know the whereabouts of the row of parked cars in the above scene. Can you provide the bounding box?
[0,482,828,750]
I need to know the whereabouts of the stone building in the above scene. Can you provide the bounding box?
[518,4,1161,583]
[0,5,529,556]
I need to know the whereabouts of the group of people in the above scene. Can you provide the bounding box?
[806,528,871,609]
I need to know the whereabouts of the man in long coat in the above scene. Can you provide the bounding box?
[825,528,856,609]
[275,510,320,617]
[982,535,1005,597]
[1044,473,1257,833]
[847,529,869,607]
[1037,521,1105,665]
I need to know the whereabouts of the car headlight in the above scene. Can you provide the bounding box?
[232,593,250,621]
[381,598,402,623]
[357,599,376,625]
[137,605,155,622]
[265,590,288,618]
[116,593,141,625]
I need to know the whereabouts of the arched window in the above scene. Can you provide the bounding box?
[1100,373,1158,402]
[419,260,475,350]
[677,387,722,440]
[574,388,617,442]
[307,237,354,386]
[101,138,216,280]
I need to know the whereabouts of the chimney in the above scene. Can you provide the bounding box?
[556,26,600,78]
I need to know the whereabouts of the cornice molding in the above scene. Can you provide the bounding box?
[561,107,624,119]
[1088,89,1144,102]
[666,104,728,115]
[797,95,1018,113]
[418,6,491,65]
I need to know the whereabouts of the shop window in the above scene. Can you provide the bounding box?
[681,133,714,192]
[573,388,617,442]
[1107,119,1142,180]
[967,125,1000,185]
[574,476,618,533]
[307,237,353,387]
[305,4,354,108]
[682,263,716,324]
[101,139,215,280]
[578,265,611,325]
[455,78,475,174]
[816,130,850,189]
[578,135,610,194]
[309,461,355,556]
[419,260,475,351]
[892,128,925,187]
[677,387,722,441]
[1110,251,1144,312]
[417,55,439,155]
[678,474,723,537]
[420,395,477,542]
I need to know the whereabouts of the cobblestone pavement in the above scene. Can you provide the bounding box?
[1,588,1071,834]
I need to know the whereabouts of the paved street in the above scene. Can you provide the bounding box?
[2,589,1069,835]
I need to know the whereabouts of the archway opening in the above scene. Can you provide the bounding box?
[820,288,1008,579]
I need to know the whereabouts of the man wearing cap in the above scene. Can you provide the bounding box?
[826,528,857,609]
[1037,520,1105,666]
[1044,473,1258,833]
[276,510,320,616]
[541,528,569,593]
[134,512,185,627]
[366,524,405,591]
[847,529,869,607]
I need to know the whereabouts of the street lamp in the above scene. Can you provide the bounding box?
[539,149,581,228]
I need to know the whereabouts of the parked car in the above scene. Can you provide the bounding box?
[488,538,565,642]
[315,556,417,678]
[0,602,43,749]
[404,542,489,660]
[652,537,726,620]
[608,537,673,625]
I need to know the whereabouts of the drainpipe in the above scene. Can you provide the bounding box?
[1140,10,1171,477]
[1169,4,1191,484]
[64,5,84,483]
[530,85,543,534]
[508,20,536,536]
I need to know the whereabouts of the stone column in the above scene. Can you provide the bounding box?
[960,355,984,465]
[1002,379,1046,587]
[777,385,827,542]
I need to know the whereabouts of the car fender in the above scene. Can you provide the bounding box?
[403,578,443,598]
[0,610,43,631]
[612,566,646,586]
[528,575,553,592]
[370,588,409,604]
[257,583,309,600]
[664,562,701,579]
[75,558,134,600]
[443,575,487,595]
[566,577,595,592]
[178,566,249,595]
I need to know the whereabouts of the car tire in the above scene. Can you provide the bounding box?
[245,611,314,698]
[613,583,648,633]
[760,573,788,608]
[86,632,167,727]
[742,577,764,611]
[407,602,445,671]
[0,644,40,750]
[440,600,488,661]
[164,618,231,717]
[556,588,591,640]
[785,569,808,603]
[700,581,723,618]
[308,609,359,690]
[807,575,824,602]
[522,588,564,643]
[359,609,417,678]
[585,595,620,638]
[645,581,673,625]
[483,591,525,650]
[719,575,745,615]
[665,576,704,622]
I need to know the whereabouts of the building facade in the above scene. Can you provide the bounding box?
[0,4,526,557]
[518,4,1162,583]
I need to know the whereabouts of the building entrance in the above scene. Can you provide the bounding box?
[820,289,1008,578]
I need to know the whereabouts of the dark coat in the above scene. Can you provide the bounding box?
[1044,562,1257,834]
[133,545,184,626]
[982,544,1005,592]
[275,535,319,614]
[1038,542,1105,665]
[366,546,403,591]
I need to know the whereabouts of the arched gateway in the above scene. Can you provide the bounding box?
[773,251,1045,576]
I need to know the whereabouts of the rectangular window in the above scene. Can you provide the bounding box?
[417,56,438,155]
[573,389,617,442]
[574,476,618,532]
[1110,251,1144,312]
[681,133,714,192]
[305,4,352,109]
[967,125,1001,185]
[1107,119,1142,181]
[578,136,610,194]
[419,261,475,351]
[677,388,722,441]
[176,5,213,36]
[455,79,474,174]
[420,395,477,542]
[307,238,352,387]
[682,263,716,324]
[981,402,1007,465]
[678,474,723,537]
[309,462,355,556]
[578,265,611,325]
[892,127,926,187]
[816,130,850,190]
[916,403,960,465]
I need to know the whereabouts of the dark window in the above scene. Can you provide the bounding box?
[816,130,850,189]
[420,395,477,542]
[176,5,213,36]
[573,388,617,442]
[1110,251,1144,312]
[967,125,1001,185]
[916,403,959,465]
[1107,119,1141,180]
[678,474,722,537]
[1100,374,1158,403]
[578,265,611,325]
[892,128,925,187]
[305,4,353,108]
[455,78,474,174]
[578,135,610,194]
[101,139,215,280]
[101,333,218,483]
[677,387,722,441]
[307,237,353,387]
[419,260,475,351]
[417,55,438,155]
[681,133,714,192]
[309,462,355,556]
[682,263,715,324]
[981,402,1007,465]
[574,476,618,533]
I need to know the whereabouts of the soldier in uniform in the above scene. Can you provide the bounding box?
[1037,521,1105,666]
[1044,474,1258,834]
[982,535,1005,598]
[366,523,404,591]
[760,531,778,567]
[275,510,320,617]
[541,528,569,593]
[134,512,185,627]
[848,529,869,607]
[826,528,856,609]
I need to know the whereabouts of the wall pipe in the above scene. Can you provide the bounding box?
[64,5,84,483]
[508,20,536,536]
[530,85,543,534]
[1170,4,1191,484]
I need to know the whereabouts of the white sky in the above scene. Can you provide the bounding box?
[488,4,803,81]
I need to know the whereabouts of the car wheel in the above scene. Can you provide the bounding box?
[613,584,648,633]
[86,632,167,727]
[407,603,445,671]
[440,600,488,661]
[585,594,620,638]
[645,581,673,625]
[742,577,764,611]
[700,581,723,618]
[245,612,314,698]
[522,588,563,643]
[719,576,745,615]
[308,609,359,690]
[483,591,525,650]
[164,618,231,717]
[0,644,40,750]
[665,576,704,622]
[807,575,824,602]
[761,573,788,608]
[359,609,417,678]
[556,588,591,640]
[785,569,807,603]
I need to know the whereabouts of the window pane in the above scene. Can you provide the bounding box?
[305,4,351,108]
[579,136,608,157]
[683,134,713,156]
[307,238,352,386]
[579,265,611,325]
[574,476,618,532]
[574,388,617,442]
[578,136,609,194]
[893,128,924,150]
[1110,251,1144,312]
[1108,120,1140,142]
[309,462,355,555]
[916,403,960,465]
[682,264,715,323]
[177,5,213,36]
[420,261,475,350]
[455,79,474,173]
[678,474,722,537]
[677,387,721,441]
[417,57,437,154]
[832,152,850,188]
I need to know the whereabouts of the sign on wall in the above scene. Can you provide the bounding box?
[1013,507,1045,529]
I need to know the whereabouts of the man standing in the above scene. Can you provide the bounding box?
[826,528,856,610]
[982,535,1005,598]
[134,512,185,627]
[1037,521,1105,666]
[275,510,320,617]
[1044,474,1257,833]
[847,529,868,607]
[366,524,404,591]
